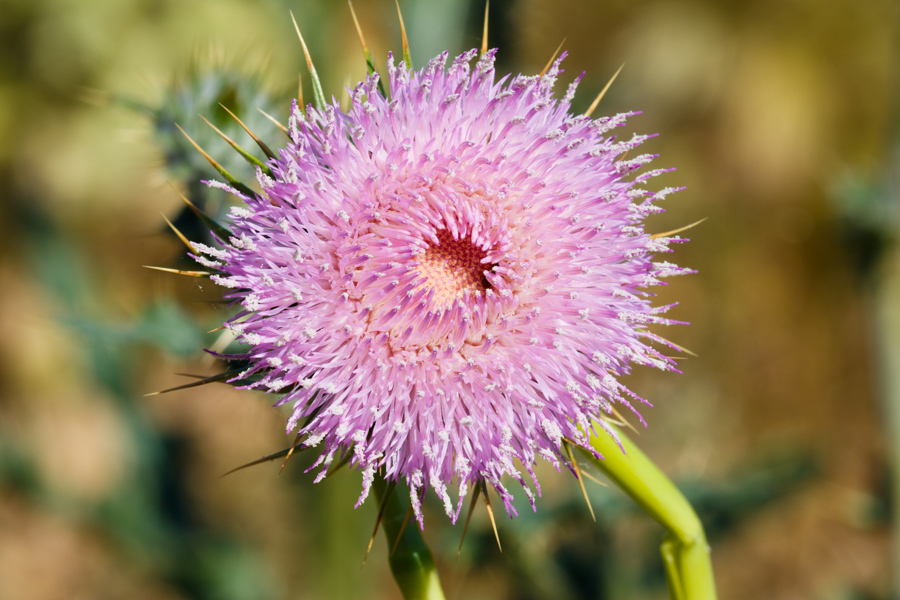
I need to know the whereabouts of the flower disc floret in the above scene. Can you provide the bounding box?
[200,49,691,524]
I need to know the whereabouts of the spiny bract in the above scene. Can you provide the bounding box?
[194,49,690,526]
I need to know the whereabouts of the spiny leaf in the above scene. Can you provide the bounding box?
[218,103,277,160]
[289,11,327,109]
[168,182,233,240]
[174,124,255,197]
[199,114,273,178]
[585,63,624,117]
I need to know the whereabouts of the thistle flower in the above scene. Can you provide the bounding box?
[193,48,690,526]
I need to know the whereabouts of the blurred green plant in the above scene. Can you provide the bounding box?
[114,61,289,245]
[0,64,288,598]
[831,126,900,596]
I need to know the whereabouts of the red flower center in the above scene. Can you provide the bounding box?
[416,229,491,307]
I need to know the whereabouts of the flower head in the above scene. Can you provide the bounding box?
[196,49,690,524]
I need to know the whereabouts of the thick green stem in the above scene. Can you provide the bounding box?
[875,249,900,594]
[581,422,718,600]
[373,478,446,600]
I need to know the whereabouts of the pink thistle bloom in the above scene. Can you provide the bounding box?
[196,49,691,525]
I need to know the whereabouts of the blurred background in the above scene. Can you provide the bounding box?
[0,0,897,598]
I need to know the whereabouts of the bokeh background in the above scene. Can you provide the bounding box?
[0,0,897,598]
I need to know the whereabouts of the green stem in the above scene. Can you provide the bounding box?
[373,478,446,600]
[875,249,900,594]
[580,422,718,600]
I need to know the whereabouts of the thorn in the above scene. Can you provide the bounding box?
[143,265,211,277]
[579,469,607,487]
[585,63,624,117]
[174,124,255,197]
[340,74,352,113]
[160,213,194,252]
[599,415,626,427]
[617,149,630,162]
[289,11,327,108]
[565,441,596,522]
[364,480,397,565]
[166,182,232,240]
[199,114,272,176]
[456,484,482,560]
[144,368,243,397]
[258,108,288,135]
[391,504,414,556]
[218,103,276,159]
[481,481,502,552]
[348,0,386,96]
[561,437,608,484]
[323,449,354,479]
[278,431,305,475]
[480,1,490,56]
[610,406,640,435]
[395,0,412,68]
[297,72,305,113]
[289,11,313,73]
[539,38,566,77]
[348,0,372,66]
[656,335,698,358]
[651,218,708,240]
[348,0,369,52]
[221,446,299,477]
[207,325,226,334]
